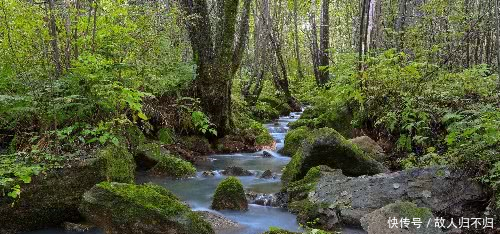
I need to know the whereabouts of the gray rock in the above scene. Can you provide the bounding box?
[221,166,254,176]
[246,192,278,207]
[360,201,443,234]
[196,211,242,231]
[304,166,487,227]
[63,222,94,232]
[260,170,274,179]
[202,171,216,177]
[262,151,273,158]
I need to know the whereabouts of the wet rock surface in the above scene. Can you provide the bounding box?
[360,201,443,234]
[295,166,488,228]
[195,211,242,231]
[221,166,254,176]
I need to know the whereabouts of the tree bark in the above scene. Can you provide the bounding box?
[309,1,321,86]
[496,0,500,89]
[318,0,330,85]
[180,0,251,136]
[293,0,305,80]
[395,0,406,52]
[47,0,62,78]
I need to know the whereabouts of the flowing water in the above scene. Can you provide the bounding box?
[136,112,304,234]
[26,111,366,234]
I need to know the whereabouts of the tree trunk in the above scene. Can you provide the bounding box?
[496,0,500,89]
[318,0,330,85]
[47,0,62,78]
[309,1,321,86]
[180,0,251,136]
[293,0,305,80]
[395,0,406,52]
[263,0,300,111]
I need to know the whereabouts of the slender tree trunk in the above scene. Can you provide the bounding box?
[367,0,377,51]
[309,1,321,85]
[48,0,62,78]
[91,0,98,53]
[496,0,500,89]
[318,0,330,85]
[358,0,368,72]
[73,0,80,59]
[293,0,305,80]
[63,0,72,70]
[395,0,406,51]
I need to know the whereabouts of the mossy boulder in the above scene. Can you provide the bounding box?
[181,136,214,155]
[211,177,248,211]
[360,201,442,234]
[135,142,195,178]
[282,128,387,185]
[114,122,146,154]
[97,145,136,183]
[150,156,196,178]
[80,182,214,234]
[0,146,136,233]
[278,126,311,156]
[348,136,387,162]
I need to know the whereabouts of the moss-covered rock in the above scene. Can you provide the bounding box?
[80,182,214,234]
[0,146,136,233]
[97,145,136,183]
[181,135,214,155]
[360,201,442,234]
[282,128,387,184]
[278,126,311,157]
[150,156,196,178]
[348,136,387,163]
[135,142,196,178]
[211,177,248,211]
[114,122,146,153]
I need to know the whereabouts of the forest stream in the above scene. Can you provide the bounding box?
[24,111,366,234]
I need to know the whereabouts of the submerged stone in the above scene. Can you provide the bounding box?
[80,182,214,234]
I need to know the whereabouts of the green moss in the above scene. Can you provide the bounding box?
[286,166,321,201]
[95,182,188,218]
[137,143,163,161]
[281,151,303,186]
[81,182,214,234]
[252,122,274,146]
[113,123,146,153]
[97,145,136,183]
[288,119,316,129]
[211,177,248,211]
[392,201,433,221]
[262,229,300,234]
[151,156,196,178]
[157,128,174,144]
[288,199,329,226]
[279,126,311,156]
